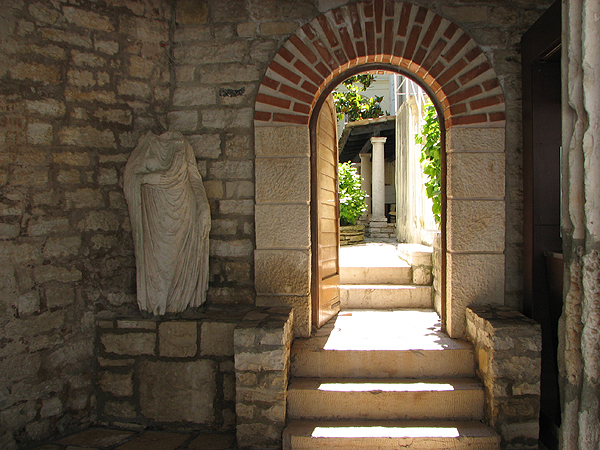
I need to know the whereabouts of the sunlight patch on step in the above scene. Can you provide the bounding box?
[339,242,408,268]
[317,382,455,392]
[311,426,460,438]
[320,309,466,351]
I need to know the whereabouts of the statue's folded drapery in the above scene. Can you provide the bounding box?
[123,130,211,315]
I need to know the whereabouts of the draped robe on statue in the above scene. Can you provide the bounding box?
[123,131,210,315]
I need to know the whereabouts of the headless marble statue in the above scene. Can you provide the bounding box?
[124,130,211,314]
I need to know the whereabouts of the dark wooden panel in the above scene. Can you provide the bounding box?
[521,2,562,447]
[532,61,561,226]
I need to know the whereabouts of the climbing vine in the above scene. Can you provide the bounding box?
[415,102,441,225]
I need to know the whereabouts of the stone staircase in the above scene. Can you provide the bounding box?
[339,243,432,309]
[283,244,500,450]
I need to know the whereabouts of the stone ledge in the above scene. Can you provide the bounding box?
[396,243,433,266]
[466,306,541,450]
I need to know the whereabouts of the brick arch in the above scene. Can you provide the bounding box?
[254,0,507,340]
[254,0,505,128]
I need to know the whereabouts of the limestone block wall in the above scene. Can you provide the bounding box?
[170,1,317,310]
[0,0,557,447]
[254,126,312,338]
[96,314,243,431]
[339,225,365,245]
[446,126,506,337]
[466,306,542,450]
[0,1,170,448]
[432,231,442,316]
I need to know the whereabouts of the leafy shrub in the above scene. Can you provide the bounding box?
[415,102,441,225]
[338,162,368,226]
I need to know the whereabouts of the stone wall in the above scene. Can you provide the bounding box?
[395,95,437,246]
[171,0,303,308]
[0,1,170,448]
[339,225,364,245]
[560,0,600,447]
[96,313,243,431]
[234,307,294,450]
[432,231,442,316]
[445,126,506,337]
[0,0,557,447]
[466,306,541,450]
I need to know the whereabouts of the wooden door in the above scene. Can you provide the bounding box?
[311,95,341,329]
[522,1,561,448]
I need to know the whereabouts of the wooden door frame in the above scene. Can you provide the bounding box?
[309,66,447,331]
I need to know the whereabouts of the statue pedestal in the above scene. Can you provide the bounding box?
[96,312,242,428]
[96,306,294,450]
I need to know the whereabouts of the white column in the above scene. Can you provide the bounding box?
[370,136,387,222]
[359,153,372,216]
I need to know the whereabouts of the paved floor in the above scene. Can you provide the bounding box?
[30,428,237,450]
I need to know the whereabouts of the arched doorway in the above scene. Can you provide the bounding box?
[254,0,507,339]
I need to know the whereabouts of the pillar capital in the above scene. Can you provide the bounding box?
[370,136,387,145]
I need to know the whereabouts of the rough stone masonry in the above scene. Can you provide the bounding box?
[0,0,554,448]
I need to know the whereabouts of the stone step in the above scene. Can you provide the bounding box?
[283,419,501,450]
[340,284,432,309]
[291,342,476,379]
[396,243,433,266]
[291,310,476,378]
[287,377,484,421]
[339,264,412,285]
[368,231,396,239]
[339,243,412,285]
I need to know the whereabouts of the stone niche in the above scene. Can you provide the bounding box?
[465,306,542,450]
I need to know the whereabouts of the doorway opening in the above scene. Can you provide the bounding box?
[335,71,440,245]
[253,1,507,340]
[310,64,446,333]
[310,69,443,331]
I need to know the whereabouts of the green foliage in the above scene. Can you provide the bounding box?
[415,102,441,225]
[338,162,367,226]
[333,74,385,122]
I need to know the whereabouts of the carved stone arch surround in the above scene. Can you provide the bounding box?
[254,0,506,339]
